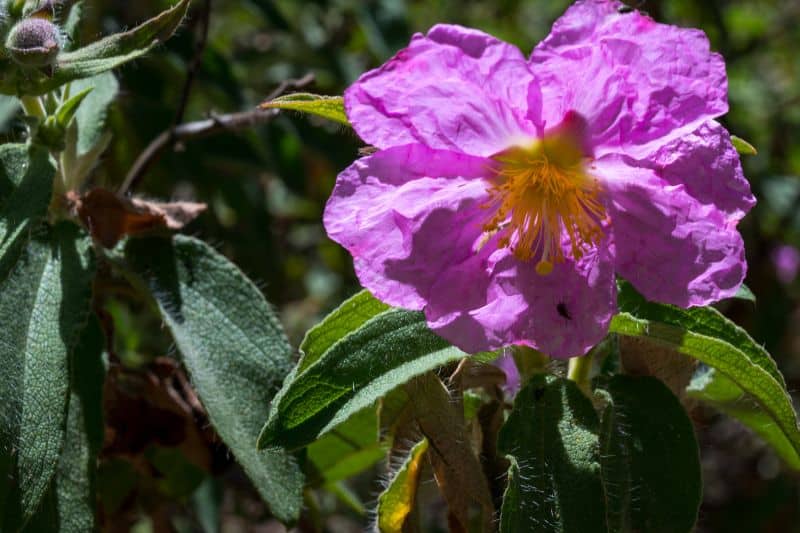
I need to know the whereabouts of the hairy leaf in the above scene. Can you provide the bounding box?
[612,281,800,465]
[24,316,106,532]
[260,93,349,126]
[307,407,385,485]
[122,236,304,523]
[258,309,467,450]
[299,290,389,374]
[599,375,701,533]
[498,375,607,533]
[0,223,95,530]
[0,144,56,281]
[0,96,20,131]
[10,0,190,95]
[377,439,428,533]
[71,72,119,156]
[687,367,800,469]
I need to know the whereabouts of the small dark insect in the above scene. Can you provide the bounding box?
[533,387,545,400]
[556,302,572,320]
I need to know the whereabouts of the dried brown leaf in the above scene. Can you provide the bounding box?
[67,188,206,247]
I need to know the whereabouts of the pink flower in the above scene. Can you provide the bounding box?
[324,0,754,358]
[772,245,800,285]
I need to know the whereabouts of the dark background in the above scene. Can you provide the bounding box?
[4,0,799,531]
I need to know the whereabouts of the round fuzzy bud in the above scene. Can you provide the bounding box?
[5,17,61,66]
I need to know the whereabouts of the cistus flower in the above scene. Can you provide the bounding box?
[324,0,755,358]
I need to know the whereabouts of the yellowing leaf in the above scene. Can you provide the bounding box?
[731,135,757,156]
[260,93,349,126]
[377,439,428,533]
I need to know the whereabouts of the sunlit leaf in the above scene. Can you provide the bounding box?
[8,0,190,95]
[299,290,389,374]
[259,309,468,450]
[611,281,800,467]
[260,93,350,126]
[687,367,800,469]
[498,374,606,532]
[377,438,428,533]
[731,135,758,156]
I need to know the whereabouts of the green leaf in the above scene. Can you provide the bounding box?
[0,95,20,131]
[24,316,107,532]
[60,73,119,190]
[258,308,467,451]
[122,235,304,523]
[599,375,701,533]
[307,406,385,485]
[63,1,86,50]
[13,0,190,95]
[299,290,389,374]
[732,283,756,303]
[731,135,758,156]
[71,72,119,156]
[192,478,223,533]
[611,281,800,466]
[0,223,95,530]
[377,438,428,533]
[260,93,350,126]
[56,316,106,532]
[498,374,607,533]
[616,281,784,385]
[687,367,800,469]
[0,144,55,281]
[55,87,93,130]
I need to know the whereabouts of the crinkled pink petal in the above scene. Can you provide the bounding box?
[345,24,541,157]
[530,0,727,157]
[425,238,617,358]
[323,143,493,310]
[641,121,755,220]
[595,155,747,307]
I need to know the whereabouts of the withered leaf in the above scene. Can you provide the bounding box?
[405,373,494,532]
[68,188,206,247]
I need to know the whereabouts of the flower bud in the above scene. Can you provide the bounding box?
[5,16,61,66]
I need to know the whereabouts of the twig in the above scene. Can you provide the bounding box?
[264,72,316,102]
[173,0,212,128]
[119,73,315,196]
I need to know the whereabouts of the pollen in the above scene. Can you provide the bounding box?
[483,131,606,274]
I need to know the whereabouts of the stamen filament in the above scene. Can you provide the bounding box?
[483,137,605,273]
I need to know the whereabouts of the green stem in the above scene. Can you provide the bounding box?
[19,96,46,119]
[567,353,593,396]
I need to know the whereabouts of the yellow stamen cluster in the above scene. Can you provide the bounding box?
[483,134,605,275]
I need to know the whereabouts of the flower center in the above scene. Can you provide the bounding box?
[482,130,605,275]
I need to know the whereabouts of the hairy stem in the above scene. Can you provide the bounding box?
[19,95,46,119]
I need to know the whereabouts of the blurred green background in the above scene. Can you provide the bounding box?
[3,0,798,531]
